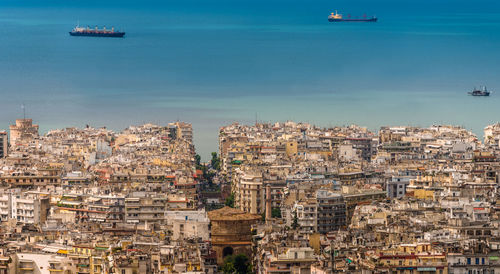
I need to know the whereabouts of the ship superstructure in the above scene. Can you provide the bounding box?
[468,86,491,96]
[328,11,377,22]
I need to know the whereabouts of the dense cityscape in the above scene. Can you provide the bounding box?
[0,118,499,273]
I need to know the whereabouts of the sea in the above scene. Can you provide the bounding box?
[1,0,500,158]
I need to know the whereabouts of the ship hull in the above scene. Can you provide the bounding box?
[69,31,125,37]
[469,93,490,96]
[328,18,377,22]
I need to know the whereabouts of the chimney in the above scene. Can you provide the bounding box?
[265,183,272,224]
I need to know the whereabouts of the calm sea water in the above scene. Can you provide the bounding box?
[1,0,500,158]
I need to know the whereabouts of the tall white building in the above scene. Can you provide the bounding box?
[0,191,50,224]
[292,200,318,234]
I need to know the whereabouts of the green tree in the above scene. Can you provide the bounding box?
[222,261,236,274]
[206,170,216,186]
[195,154,201,168]
[211,152,221,170]
[291,210,299,229]
[271,208,282,218]
[222,254,252,274]
[225,193,235,208]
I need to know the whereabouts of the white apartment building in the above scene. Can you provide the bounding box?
[0,191,50,224]
[293,200,318,234]
[165,210,210,241]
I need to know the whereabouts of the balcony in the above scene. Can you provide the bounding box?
[49,262,63,272]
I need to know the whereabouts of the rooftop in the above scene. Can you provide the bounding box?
[207,206,261,221]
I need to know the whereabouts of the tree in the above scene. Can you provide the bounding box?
[271,208,282,218]
[222,254,252,274]
[222,261,236,274]
[291,210,299,229]
[211,152,221,170]
[225,193,235,208]
[206,170,216,186]
[195,154,201,168]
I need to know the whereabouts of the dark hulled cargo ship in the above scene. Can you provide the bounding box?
[328,11,377,22]
[69,25,125,37]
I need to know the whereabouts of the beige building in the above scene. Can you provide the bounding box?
[1,169,62,188]
[237,172,264,214]
[125,193,167,224]
[174,122,193,143]
[9,118,39,144]
[12,253,74,273]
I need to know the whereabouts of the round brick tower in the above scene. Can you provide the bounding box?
[207,206,261,265]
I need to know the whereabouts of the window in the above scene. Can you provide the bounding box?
[476,258,480,265]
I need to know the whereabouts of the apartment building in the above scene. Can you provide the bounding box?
[0,191,50,224]
[237,172,264,215]
[125,193,167,224]
[165,210,210,241]
[316,189,346,234]
[293,200,318,234]
[0,132,7,158]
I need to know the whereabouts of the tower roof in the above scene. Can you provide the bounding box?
[207,206,261,221]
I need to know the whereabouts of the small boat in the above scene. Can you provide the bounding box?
[468,86,490,96]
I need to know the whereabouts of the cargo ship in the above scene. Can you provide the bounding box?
[328,11,377,22]
[69,24,125,37]
[468,86,490,96]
